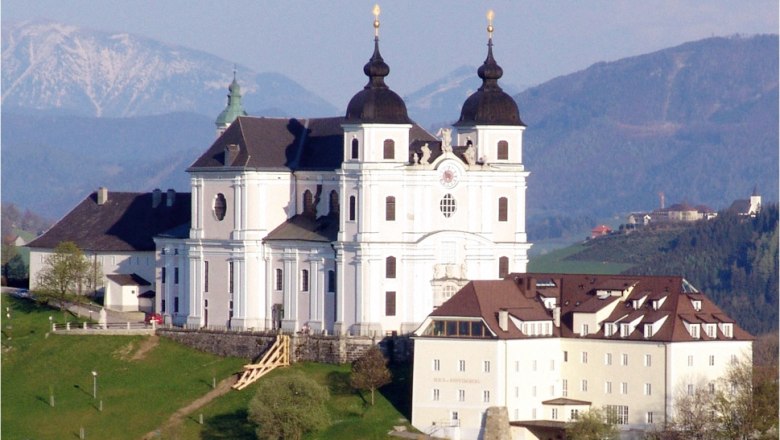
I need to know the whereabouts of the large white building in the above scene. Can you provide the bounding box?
[157,13,531,335]
[411,273,752,440]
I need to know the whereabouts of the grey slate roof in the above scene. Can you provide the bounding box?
[264,214,339,243]
[189,116,438,171]
[27,191,191,252]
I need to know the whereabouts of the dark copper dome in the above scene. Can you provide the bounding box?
[345,38,411,124]
[456,40,524,126]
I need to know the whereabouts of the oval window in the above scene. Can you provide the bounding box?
[214,193,227,221]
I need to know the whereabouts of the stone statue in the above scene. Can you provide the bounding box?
[464,144,476,165]
[412,152,419,165]
[420,143,432,165]
[439,128,453,153]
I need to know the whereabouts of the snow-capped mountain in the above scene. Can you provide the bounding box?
[1,20,338,118]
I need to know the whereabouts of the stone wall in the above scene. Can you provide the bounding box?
[156,328,414,364]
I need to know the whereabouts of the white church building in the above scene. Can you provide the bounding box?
[156,11,531,335]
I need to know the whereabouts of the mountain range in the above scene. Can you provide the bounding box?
[2,21,777,228]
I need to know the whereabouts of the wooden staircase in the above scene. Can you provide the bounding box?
[232,335,290,391]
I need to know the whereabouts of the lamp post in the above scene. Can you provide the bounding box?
[91,371,98,399]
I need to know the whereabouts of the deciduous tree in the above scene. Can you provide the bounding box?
[350,345,392,406]
[565,407,618,440]
[248,372,329,440]
[34,241,93,309]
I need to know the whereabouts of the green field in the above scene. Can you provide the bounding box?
[528,242,633,274]
[1,295,413,439]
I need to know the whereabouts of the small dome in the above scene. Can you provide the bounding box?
[456,41,524,126]
[216,73,248,127]
[345,38,410,124]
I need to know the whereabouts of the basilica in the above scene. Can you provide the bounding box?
[155,12,531,335]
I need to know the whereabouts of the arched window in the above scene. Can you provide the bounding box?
[498,197,508,222]
[351,138,359,159]
[440,194,456,218]
[386,256,396,279]
[383,139,395,159]
[329,190,339,215]
[349,196,356,221]
[385,196,396,221]
[497,140,509,160]
[303,190,314,217]
[214,193,227,221]
[498,256,509,278]
[301,269,309,292]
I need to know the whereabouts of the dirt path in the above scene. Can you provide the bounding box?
[140,374,238,439]
[130,335,159,361]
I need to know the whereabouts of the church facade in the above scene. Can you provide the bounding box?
[156,16,531,335]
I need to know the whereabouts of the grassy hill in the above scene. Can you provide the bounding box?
[1,295,412,439]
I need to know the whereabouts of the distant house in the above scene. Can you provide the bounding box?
[590,224,612,238]
[411,273,752,440]
[627,202,716,226]
[27,187,190,313]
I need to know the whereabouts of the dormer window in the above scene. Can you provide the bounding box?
[691,300,702,311]
[644,324,653,338]
[705,324,716,338]
[690,324,701,339]
[721,323,733,338]
[605,323,615,337]
[620,323,631,338]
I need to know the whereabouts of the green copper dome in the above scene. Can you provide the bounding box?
[216,73,248,127]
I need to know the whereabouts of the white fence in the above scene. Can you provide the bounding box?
[51,321,156,335]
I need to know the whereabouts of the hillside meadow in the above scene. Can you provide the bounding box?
[0,295,413,439]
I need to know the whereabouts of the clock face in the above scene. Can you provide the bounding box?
[439,163,460,188]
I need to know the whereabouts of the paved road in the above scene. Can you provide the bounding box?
[2,288,144,324]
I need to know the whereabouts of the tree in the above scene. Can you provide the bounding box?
[248,372,329,440]
[350,345,392,406]
[565,407,619,440]
[34,241,93,310]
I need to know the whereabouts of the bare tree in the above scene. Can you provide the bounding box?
[350,345,392,406]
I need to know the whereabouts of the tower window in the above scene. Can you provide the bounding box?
[275,268,283,291]
[498,197,508,222]
[214,193,227,221]
[204,261,209,292]
[303,190,314,217]
[301,269,309,292]
[383,139,395,159]
[228,262,234,293]
[328,270,335,293]
[497,140,509,160]
[349,196,356,221]
[498,256,509,278]
[385,196,396,221]
[351,138,359,159]
[329,190,339,215]
[386,256,396,279]
[439,194,456,218]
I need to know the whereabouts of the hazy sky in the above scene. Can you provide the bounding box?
[3,0,777,108]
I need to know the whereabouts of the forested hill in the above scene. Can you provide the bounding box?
[566,205,778,335]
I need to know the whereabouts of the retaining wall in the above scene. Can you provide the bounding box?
[156,328,414,364]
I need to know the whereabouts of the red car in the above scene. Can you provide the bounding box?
[145,313,163,325]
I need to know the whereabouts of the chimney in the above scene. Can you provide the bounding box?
[224,144,240,166]
[152,189,162,208]
[97,187,108,205]
[553,307,561,327]
[498,309,509,332]
[166,189,176,207]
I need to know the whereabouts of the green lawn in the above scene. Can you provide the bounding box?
[528,242,633,274]
[1,295,413,440]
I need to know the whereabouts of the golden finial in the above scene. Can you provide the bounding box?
[373,4,381,37]
[487,9,495,39]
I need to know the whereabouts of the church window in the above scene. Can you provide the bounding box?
[174,267,179,284]
[162,267,166,284]
[275,268,283,291]
[228,262,234,293]
[498,256,509,278]
[204,261,209,292]
[329,190,339,215]
[303,190,314,216]
[498,197,508,222]
[214,193,227,221]
[301,269,309,292]
[439,194,456,218]
[443,284,457,299]
[327,270,335,292]
[385,291,396,316]
[385,196,396,221]
[386,256,396,278]
[497,140,509,160]
[349,196,356,221]
[383,139,395,159]
[174,297,179,313]
[351,138,359,159]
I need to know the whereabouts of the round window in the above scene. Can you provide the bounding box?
[439,194,456,218]
[214,193,227,221]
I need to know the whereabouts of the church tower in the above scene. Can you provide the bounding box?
[214,70,248,137]
[453,10,531,272]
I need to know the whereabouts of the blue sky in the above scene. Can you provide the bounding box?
[3,0,777,108]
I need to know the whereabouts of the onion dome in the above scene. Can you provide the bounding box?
[456,14,524,127]
[215,70,248,128]
[345,6,410,124]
